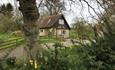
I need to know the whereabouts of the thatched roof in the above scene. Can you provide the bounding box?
[37,14,70,29]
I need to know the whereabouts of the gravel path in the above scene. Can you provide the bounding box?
[0,39,75,60]
[7,46,26,59]
[0,47,15,59]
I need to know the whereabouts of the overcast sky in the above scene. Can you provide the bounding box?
[0,0,101,25]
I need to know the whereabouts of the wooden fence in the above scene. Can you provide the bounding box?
[0,38,24,50]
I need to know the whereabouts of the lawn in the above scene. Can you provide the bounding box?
[0,33,63,50]
[39,35,64,44]
[0,33,22,42]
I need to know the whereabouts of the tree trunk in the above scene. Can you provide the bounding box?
[18,0,40,60]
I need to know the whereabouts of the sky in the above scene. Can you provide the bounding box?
[0,0,101,25]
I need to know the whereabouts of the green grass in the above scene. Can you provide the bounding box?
[0,39,23,47]
[0,33,21,42]
[69,29,77,39]
[69,29,95,39]
[0,40,24,50]
[0,33,63,50]
[39,36,64,44]
[39,38,57,44]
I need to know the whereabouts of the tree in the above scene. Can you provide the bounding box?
[72,18,94,39]
[40,0,66,15]
[0,3,15,33]
[0,3,13,16]
[18,0,41,65]
[74,0,115,69]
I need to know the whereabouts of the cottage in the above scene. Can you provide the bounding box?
[37,14,71,38]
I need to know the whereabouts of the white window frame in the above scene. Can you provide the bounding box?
[59,19,64,24]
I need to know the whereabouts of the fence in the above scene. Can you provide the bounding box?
[0,37,24,50]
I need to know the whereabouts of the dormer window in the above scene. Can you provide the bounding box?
[59,19,64,24]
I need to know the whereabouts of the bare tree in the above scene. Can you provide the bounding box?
[39,0,65,15]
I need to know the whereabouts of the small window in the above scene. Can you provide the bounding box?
[59,19,64,24]
[62,30,66,34]
[40,29,44,32]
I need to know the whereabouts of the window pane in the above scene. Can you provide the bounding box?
[59,19,64,24]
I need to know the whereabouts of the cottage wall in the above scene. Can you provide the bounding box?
[64,30,69,38]
[39,29,48,36]
[54,29,69,38]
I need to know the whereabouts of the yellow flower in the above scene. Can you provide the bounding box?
[29,60,33,65]
[34,60,38,69]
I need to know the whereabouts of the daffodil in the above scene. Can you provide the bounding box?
[34,60,38,69]
[29,60,34,65]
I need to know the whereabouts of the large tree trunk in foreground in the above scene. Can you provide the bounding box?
[18,0,40,60]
